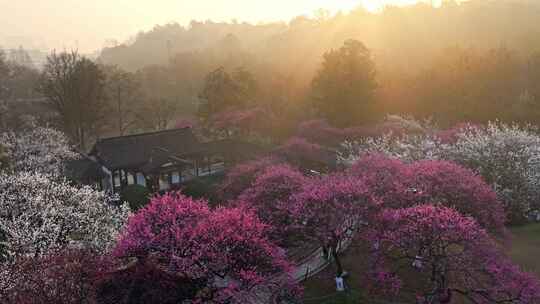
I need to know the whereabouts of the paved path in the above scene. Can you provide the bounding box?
[291,247,329,283]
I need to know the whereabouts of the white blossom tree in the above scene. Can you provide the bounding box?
[340,122,540,223]
[1,123,77,176]
[0,172,129,261]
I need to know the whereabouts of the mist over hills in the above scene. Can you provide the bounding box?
[99,0,540,76]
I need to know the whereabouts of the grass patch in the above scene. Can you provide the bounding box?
[509,223,540,276]
[303,289,363,304]
[303,224,540,303]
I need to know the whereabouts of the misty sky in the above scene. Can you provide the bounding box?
[0,0,424,52]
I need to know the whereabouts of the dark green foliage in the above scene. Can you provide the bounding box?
[198,67,257,121]
[180,174,224,205]
[121,185,150,211]
[311,40,378,127]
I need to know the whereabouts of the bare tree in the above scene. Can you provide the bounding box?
[39,51,106,150]
[103,65,142,135]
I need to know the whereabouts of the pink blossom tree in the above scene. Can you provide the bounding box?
[346,153,412,209]
[296,119,347,147]
[113,193,297,303]
[347,154,506,234]
[236,164,309,246]
[363,205,540,303]
[1,249,108,304]
[218,157,278,201]
[274,137,336,172]
[292,173,375,277]
[209,107,272,139]
[407,160,506,234]
[95,254,208,304]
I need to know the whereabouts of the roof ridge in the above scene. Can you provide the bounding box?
[97,127,193,142]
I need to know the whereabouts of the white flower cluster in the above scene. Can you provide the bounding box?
[1,125,77,176]
[340,133,442,165]
[340,122,540,222]
[0,172,130,260]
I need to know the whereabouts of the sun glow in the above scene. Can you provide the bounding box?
[358,0,439,12]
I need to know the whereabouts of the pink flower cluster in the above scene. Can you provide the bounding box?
[363,205,540,303]
[217,157,278,201]
[348,153,506,234]
[209,107,272,137]
[114,192,295,303]
[236,164,308,246]
[274,137,332,167]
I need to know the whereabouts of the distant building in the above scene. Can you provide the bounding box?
[68,127,263,194]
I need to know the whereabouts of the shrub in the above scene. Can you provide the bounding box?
[180,173,223,204]
[120,184,150,211]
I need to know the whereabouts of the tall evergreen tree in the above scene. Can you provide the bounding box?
[311,39,377,127]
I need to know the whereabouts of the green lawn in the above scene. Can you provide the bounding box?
[302,224,540,303]
[508,223,540,277]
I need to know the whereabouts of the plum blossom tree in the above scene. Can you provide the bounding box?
[292,173,375,277]
[346,153,411,210]
[0,172,129,260]
[236,164,308,246]
[1,124,77,176]
[341,122,540,224]
[218,157,278,201]
[209,107,272,139]
[274,137,336,172]
[295,119,347,147]
[442,122,540,223]
[95,254,207,304]
[407,160,506,234]
[434,122,483,144]
[113,193,297,303]
[363,205,540,304]
[0,249,107,304]
[347,154,506,234]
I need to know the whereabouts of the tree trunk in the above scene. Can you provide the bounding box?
[331,245,343,277]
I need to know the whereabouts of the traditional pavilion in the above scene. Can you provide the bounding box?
[71,127,263,193]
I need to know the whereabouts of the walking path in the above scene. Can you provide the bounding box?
[291,247,330,283]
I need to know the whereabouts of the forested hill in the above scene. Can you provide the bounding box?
[99,0,540,76]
